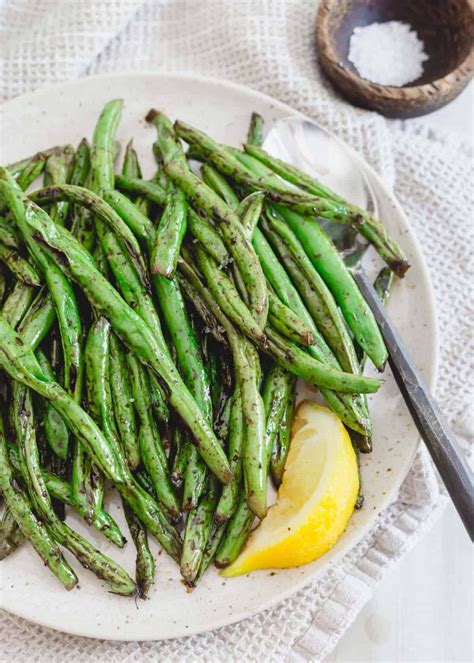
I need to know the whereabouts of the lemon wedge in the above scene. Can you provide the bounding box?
[221,401,359,576]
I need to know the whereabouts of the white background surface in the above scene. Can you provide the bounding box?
[328,83,473,663]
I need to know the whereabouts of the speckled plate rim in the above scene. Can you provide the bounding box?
[0,72,439,641]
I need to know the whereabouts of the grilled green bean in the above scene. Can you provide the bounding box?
[270,378,296,487]
[36,349,70,460]
[91,99,123,190]
[102,188,155,246]
[17,154,47,191]
[0,243,41,286]
[0,218,21,249]
[244,144,409,276]
[1,281,35,328]
[126,352,180,520]
[150,183,188,278]
[194,246,266,345]
[30,184,148,288]
[17,289,56,351]
[201,164,240,209]
[0,507,25,560]
[180,477,218,583]
[115,175,167,205]
[267,289,314,346]
[154,274,210,510]
[148,110,268,328]
[44,145,75,225]
[215,388,244,521]
[109,333,140,469]
[187,209,230,267]
[123,499,155,599]
[246,112,264,147]
[215,495,254,568]
[0,414,77,589]
[272,204,388,370]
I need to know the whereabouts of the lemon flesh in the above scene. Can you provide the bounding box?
[222,401,359,576]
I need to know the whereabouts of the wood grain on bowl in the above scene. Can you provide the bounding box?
[315,0,474,118]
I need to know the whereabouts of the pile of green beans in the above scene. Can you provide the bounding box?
[0,100,402,595]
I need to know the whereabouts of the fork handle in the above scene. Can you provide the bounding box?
[354,269,474,540]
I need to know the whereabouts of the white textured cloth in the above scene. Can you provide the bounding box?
[0,1,472,661]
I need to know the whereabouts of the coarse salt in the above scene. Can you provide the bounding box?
[348,21,429,87]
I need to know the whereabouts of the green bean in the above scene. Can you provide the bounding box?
[70,138,91,187]
[0,243,41,286]
[0,171,231,484]
[102,189,155,246]
[0,314,182,558]
[178,258,266,516]
[267,289,314,346]
[109,333,140,469]
[194,246,266,346]
[94,218,168,355]
[193,522,227,584]
[0,414,77,589]
[262,211,360,372]
[273,204,388,370]
[67,138,91,234]
[177,272,228,346]
[17,154,47,191]
[7,149,57,179]
[239,191,265,238]
[187,209,230,267]
[43,470,126,547]
[148,370,170,423]
[13,380,136,595]
[115,175,167,205]
[228,145,406,274]
[154,275,210,511]
[120,141,150,219]
[215,388,244,521]
[150,183,187,278]
[0,218,21,249]
[91,99,123,190]
[270,378,296,487]
[148,110,268,328]
[201,164,240,209]
[265,325,379,393]
[77,317,120,525]
[0,507,25,560]
[215,495,254,568]
[126,352,181,520]
[231,333,267,519]
[263,210,372,433]
[17,289,56,351]
[30,184,149,289]
[1,281,35,328]
[180,476,218,583]
[122,140,142,178]
[123,499,155,599]
[44,145,75,225]
[244,144,409,277]
[262,365,295,465]
[246,112,264,147]
[183,128,406,275]
[36,349,70,460]
[171,426,190,490]
[252,221,370,434]
[179,247,379,396]
[8,191,83,398]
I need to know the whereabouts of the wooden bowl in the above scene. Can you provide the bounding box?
[315,0,474,118]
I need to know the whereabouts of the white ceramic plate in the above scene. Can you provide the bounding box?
[0,73,438,641]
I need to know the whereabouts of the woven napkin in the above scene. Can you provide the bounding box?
[0,1,472,660]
